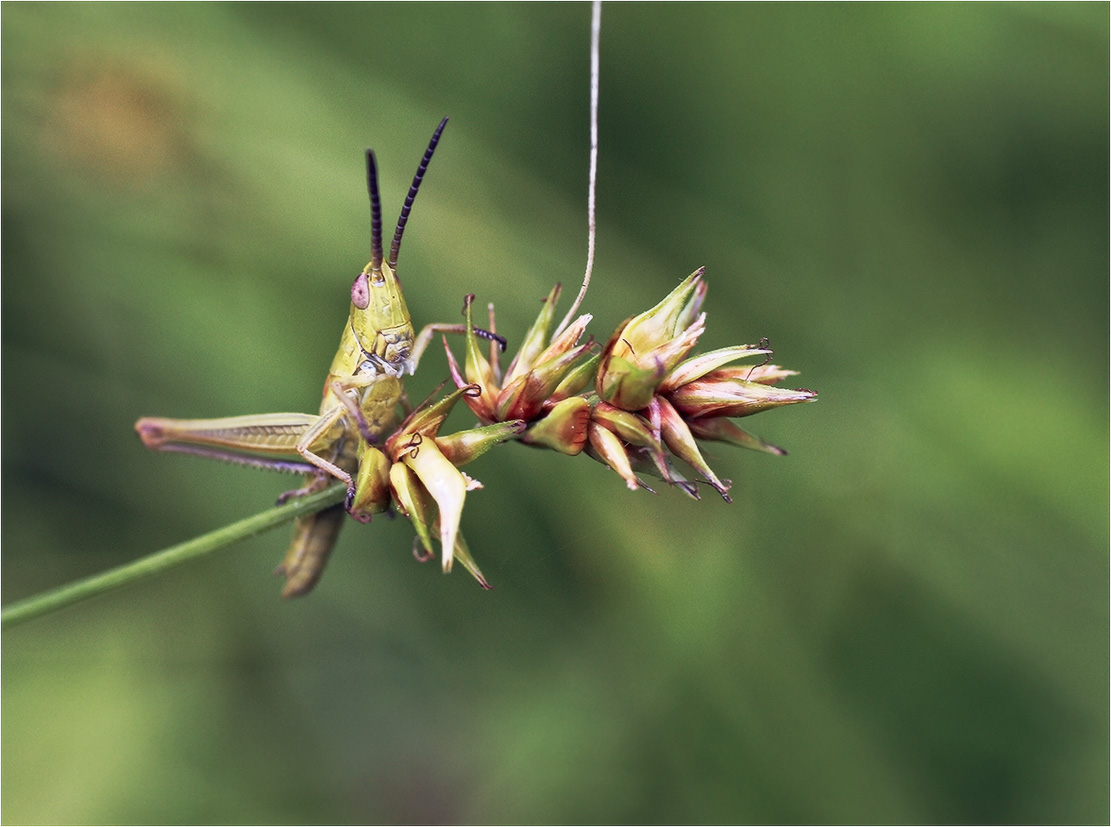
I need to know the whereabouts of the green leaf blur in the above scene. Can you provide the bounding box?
[3,4,1107,823]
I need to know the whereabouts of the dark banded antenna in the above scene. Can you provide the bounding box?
[365,149,383,273]
[389,117,449,270]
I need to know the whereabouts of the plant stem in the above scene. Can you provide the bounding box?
[554,0,602,338]
[1,485,346,629]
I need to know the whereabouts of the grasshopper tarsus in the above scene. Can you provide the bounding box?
[474,327,507,352]
[275,488,302,507]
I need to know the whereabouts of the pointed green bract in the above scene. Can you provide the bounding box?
[349,444,393,522]
[462,295,500,415]
[520,396,591,455]
[621,267,705,346]
[659,344,773,393]
[654,395,732,502]
[496,342,594,421]
[587,421,640,490]
[399,383,475,438]
[669,376,817,419]
[451,533,492,590]
[686,417,787,456]
[389,461,436,561]
[717,364,800,386]
[595,346,666,412]
[591,402,663,453]
[503,283,562,386]
[551,353,599,401]
[436,420,527,466]
[595,270,711,411]
[403,438,467,572]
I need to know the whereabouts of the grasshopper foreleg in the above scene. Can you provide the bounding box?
[328,380,378,445]
[410,322,506,370]
[291,405,359,504]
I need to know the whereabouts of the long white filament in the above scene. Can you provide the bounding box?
[553,0,601,339]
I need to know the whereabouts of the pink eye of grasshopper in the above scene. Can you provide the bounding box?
[351,273,370,309]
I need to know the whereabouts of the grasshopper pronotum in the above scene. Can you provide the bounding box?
[136,118,501,597]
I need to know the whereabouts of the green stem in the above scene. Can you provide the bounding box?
[1,485,346,629]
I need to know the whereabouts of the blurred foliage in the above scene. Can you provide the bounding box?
[2,3,1107,824]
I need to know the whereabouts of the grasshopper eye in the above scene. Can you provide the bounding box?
[351,273,370,309]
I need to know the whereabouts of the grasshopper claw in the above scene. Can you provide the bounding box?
[343,487,373,523]
[276,489,298,506]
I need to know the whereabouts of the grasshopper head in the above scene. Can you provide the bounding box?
[348,118,448,377]
[349,260,414,376]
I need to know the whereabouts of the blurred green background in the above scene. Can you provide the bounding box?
[3,3,1107,824]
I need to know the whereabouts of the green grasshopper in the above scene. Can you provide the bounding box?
[136,118,503,597]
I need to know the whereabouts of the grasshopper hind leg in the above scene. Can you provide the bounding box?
[277,504,346,598]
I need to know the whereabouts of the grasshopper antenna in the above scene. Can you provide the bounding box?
[365,149,384,273]
[389,116,449,270]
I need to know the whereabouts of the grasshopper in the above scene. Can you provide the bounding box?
[136,118,502,597]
